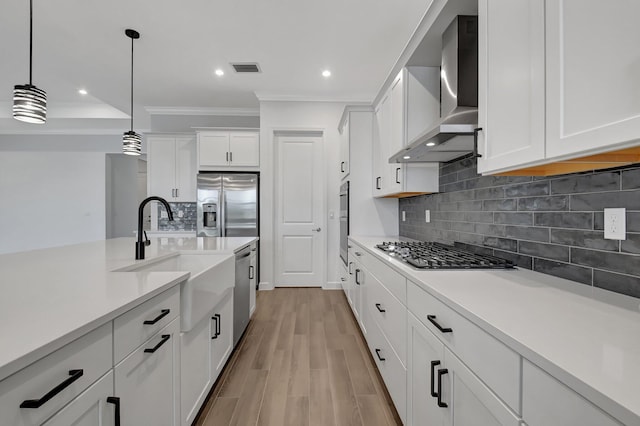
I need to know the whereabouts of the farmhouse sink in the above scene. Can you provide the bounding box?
[116,253,235,332]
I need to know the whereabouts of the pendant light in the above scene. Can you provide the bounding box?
[13,0,47,124]
[123,29,141,156]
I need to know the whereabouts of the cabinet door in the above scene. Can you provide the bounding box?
[42,371,115,426]
[407,313,446,426]
[229,132,260,166]
[387,71,404,194]
[444,348,520,426]
[477,0,545,174]
[115,318,180,426]
[372,103,385,196]
[199,133,230,167]
[352,262,364,325]
[249,252,257,317]
[545,1,640,158]
[180,315,212,426]
[148,137,177,200]
[174,137,196,202]
[340,116,350,178]
[211,292,234,379]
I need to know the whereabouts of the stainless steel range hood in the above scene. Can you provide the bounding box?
[390,15,478,164]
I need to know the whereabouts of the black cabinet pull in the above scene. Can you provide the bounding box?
[249,265,255,279]
[20,369,84,408]
[230,152,233,162]
[355,269,361,285]
[144,334,171,353]
[375,349,385,362]
[226,152,229,162]
[107,396,121,426]
[215,313,221,337]
[348,262,353,275]
[376,177,381,190]
[473,127,483,158]
[375,303,386,313]
[430,360,440,398]
[341,161,345,173]
[437,369,449,407]
[395,167,401,184]
[427,315,452,333]
[212,315,219,339]
[143,309,170,325]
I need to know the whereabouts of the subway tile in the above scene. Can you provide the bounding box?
[621,233,640,254]
[550,229,618,251]
[493,250,532,270]
[450,222,476,233]
[494,212,533,226]
[443,180,467,192]
[505,226,549,243]
[439,172,459,185]
[458,166,479,181]
[453,242,494,256]
[455,232,485,245]
[533,259,592,285]
[534,212,593,229]
[475,187,505,200]
[447,189,476,202]
[570,190,640,211]
[504,181,549,198]
[464,211,494,223]
[473,175,532,189]
[483,199,517,211]
[475,223,506,237]
[518,196,569,211]
[457,200,484,212]
[550,172,620,194]
[483,236,518,252]
[438,202,459,211]
[593,270,640,298]
[621,168,640,190]
[571,248,640,276]
[519,241,569,262]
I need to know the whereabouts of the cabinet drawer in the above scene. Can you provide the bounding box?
[367,271,407,367]
[352,245,406,303]
[114,286,180,363]
[408,280,521,414]
[0,323,112,426]
[365,319,407,424]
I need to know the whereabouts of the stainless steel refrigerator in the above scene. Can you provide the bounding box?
[197,173,259,238]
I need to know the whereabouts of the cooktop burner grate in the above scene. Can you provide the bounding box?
[376,241,515,270]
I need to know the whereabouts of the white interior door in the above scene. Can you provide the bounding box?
[275,133,325,287]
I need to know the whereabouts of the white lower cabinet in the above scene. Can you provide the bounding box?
[115,317,181,426]
[211,291,234,379]
[522,360,623,426]
[180,313,213,426]
[42,371,115,426]
[408,313,520,426]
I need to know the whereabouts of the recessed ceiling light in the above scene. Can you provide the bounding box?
[403,155,411,159]
[78,89,88,95]
[215,69,224,77]
[322,70,331,78]
[426,142,436,147]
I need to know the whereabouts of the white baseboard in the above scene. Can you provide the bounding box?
[323,281,342,290]
[259,281,274,291]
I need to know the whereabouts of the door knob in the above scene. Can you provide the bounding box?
[312,227,321,232]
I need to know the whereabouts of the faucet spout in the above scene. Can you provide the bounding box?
[136,196,174,259]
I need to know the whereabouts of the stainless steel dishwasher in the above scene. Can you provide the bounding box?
[233,244,252,346]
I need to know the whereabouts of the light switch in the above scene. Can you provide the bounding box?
[425,210,431,223]
[402,211,406,222]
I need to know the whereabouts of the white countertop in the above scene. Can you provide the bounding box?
[350,236,640,426]
[0,236,257,381]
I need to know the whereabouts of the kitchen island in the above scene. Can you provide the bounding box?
[0,236,256,426]
[347,236,640,426]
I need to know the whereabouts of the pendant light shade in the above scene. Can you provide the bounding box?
[123,29,141,156]
[13,0,47,124]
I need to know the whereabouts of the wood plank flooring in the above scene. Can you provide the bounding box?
[195,288,402,426]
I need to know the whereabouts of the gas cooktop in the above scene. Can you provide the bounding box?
[376,241,515,270]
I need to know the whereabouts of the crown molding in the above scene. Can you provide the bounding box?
[144,106,260,117]
[254,92,373,104]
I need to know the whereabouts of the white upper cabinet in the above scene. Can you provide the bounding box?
[477,0,545,174]
[198,131,260,169]
[545,0,640,158]
[147,135,197,202]
[339,114,350,179]
[478,0,640,175]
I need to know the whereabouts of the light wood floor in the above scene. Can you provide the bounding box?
[195,288,402,426]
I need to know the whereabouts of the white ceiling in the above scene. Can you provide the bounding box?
[0,0,432,133]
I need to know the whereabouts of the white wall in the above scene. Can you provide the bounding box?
[105,154,141,238]
[259,101,346,289]
[0,151,106,254]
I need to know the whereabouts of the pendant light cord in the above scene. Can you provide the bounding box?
[130,35,134,131]
[29,0,33,85]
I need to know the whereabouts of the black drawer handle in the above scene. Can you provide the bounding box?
[143,309,170,325]
[375,303,386,313]
[437,368,449,407]
[212,315,219,339]
[430,360,440,398]
[107,396,121,426]
[427,315,452,333]
[395,167,401,184]
[215,313,221,337]
[375,349,385,362]
[355,269,361,285]
[20,369,84,408]
[341,161,345,173]
[348,262,354,275]
[144,334,171,353]
[376,176,381,190]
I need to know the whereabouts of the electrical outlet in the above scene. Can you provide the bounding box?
[178,210,184,218]
[604,208,626,240]
[402,211,406,222]
[425,210,431,223]
[160,211,168,219]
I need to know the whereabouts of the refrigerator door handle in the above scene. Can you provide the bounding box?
[220,186,226,237]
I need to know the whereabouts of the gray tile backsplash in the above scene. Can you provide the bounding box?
[158,202,197,231]
[399,156,640,298]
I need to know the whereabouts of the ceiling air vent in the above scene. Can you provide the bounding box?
[231,62,261,73]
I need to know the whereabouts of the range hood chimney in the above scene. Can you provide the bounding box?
[390,15,478,163]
